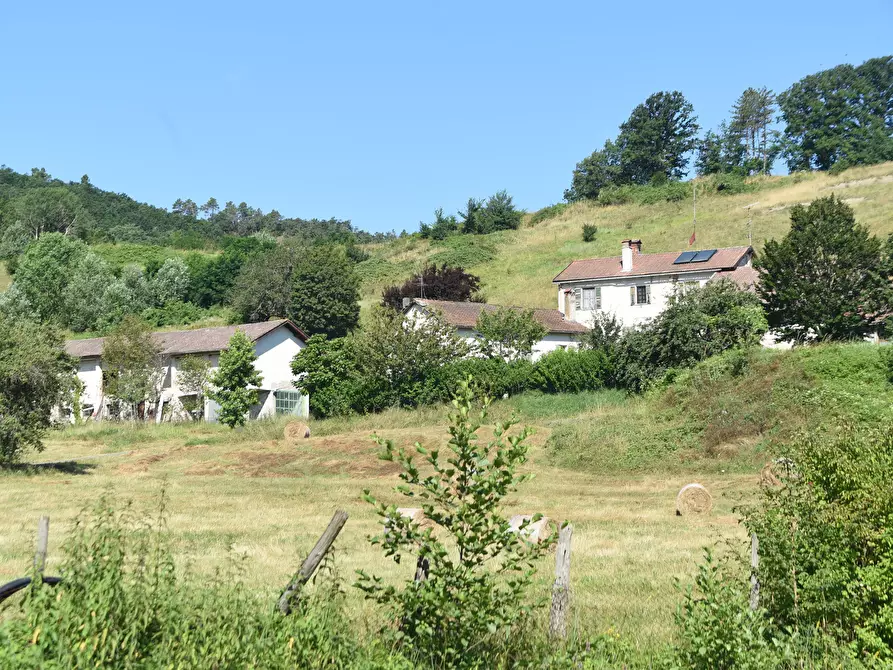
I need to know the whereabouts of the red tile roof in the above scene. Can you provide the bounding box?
[65,319,306,359]
[711,265,760,291]
[412,299,588,334]
[553,246,753,282]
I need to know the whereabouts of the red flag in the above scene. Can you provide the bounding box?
[688,229,696,246]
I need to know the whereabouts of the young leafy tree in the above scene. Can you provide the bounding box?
[475,307,547,360]
[0,313,77,462]
[177,355,212,418]
[356,380,556,667]
[288,245,360,338]
[457,197,484,234]
[584,310,623,353]
[10,187,93,240]
[63,252,116,332]
[756,196,888,342]
[102,316,164,420]
[290,334,360,418]
[616,91,700,184]
[381,264,482,310]
[209,330,262,428]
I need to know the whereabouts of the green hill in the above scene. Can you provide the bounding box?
[357,162,893,310]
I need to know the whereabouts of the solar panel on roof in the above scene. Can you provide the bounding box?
[674,251,697,264]
[691,249,717,263]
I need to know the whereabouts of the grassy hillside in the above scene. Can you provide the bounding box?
[358,162,893,310]
[1,343,885,657]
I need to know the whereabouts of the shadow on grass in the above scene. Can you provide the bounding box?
[1,461,98,476]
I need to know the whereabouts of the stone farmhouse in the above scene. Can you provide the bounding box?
[554,239,758,330]
[65,319,309,422]
[404,298,588,361]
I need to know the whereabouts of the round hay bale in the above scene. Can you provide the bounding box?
[675,483,713,516]
[284,422,311,441]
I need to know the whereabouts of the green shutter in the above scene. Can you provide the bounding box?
[574,288,581,310]
[630,286,635,306]
[595,286,602,310]
[646,284,651,304]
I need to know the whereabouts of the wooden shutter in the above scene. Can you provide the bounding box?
[595,286,602,310]
[646,284,651,304]
[574,288,581,310]
[629,286,635,306]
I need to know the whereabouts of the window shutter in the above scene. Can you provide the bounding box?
[646,284,652,304]
[595,286,602,310]
[630,286,635,306]
[574,288,581,310]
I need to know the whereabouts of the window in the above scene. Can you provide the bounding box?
[630,285,651,305]
[581,286,601,311]
[274,390,303,416]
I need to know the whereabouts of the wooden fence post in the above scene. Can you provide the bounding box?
[34,516,49,576]
[278,510,349,615]
[549,524,573,639]
[749,532,760,610]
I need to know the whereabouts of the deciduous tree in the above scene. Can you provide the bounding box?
[288,245,360,338]
[381,264,481,310]
[0,313,77,462]
[475,307,547,360]
[102,316,164,419]
[209,330,263,428]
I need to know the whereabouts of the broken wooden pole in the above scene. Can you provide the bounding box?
[34,516,49,576]
[278,510,348,615]
[749,532,760,610]
[549,523,573,639]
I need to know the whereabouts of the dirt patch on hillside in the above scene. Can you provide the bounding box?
[825,175,893,190]
[117,445,204,474]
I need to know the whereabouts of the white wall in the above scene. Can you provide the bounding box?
[76,359,103,418]
[559,271,716,330]
[74,324,309,423]
[454,327,580,362]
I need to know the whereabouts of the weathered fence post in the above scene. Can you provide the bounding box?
[278,510,348,615]
[34,516,49,576]
[549,523,573,639]
[749,532,760,610]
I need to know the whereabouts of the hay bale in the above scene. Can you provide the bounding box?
[284,422,311,441]
[508,514,553,543]
[395,507,434,529]
[675,483,713,516]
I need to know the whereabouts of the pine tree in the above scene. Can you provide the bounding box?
[209,331,263,428]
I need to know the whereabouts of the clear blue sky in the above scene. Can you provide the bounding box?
[4,1,891,233]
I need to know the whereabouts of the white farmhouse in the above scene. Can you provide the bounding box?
[553,239,758,329]
[404,298,588,361]
[65,319,309,422]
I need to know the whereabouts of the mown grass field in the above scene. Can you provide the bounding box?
[0,393,753,655]
[3,343,889,655]
[357,162,893,310]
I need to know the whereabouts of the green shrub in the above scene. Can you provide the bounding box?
[428,235,496,267]
[582,223,597,242]
[357,380,555,668]
[423,357,533,403]
[744,423,893,661]
[597,181,689,206]
[529,203,567,225]
[141,300,212,327]
[531,348,612,394]
[0,492,402,669]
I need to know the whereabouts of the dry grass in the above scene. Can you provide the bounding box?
[358,162,893,309]
[0,262,10,292]
[0,401,757,653]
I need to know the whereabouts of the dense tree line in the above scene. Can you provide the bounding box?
[0,166,396,260]
[568,55,893,201]
[418,190,523,239]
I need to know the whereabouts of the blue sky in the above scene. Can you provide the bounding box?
[4,1,891,233]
